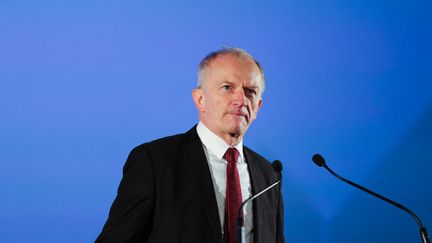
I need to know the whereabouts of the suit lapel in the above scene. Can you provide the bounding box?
[244,148,265,243]
[183,126,223,242]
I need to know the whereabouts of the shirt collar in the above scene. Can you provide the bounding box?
[196,121,244,163]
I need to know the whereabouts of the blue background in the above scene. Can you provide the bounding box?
[1,0,431,242]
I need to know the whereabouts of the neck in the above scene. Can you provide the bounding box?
[199,121,243,147]
[223,134,242,147]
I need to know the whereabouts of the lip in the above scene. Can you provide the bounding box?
[227,112,249,122]
[229,112,247,117]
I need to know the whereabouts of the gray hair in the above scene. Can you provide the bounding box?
[197,47,265,93]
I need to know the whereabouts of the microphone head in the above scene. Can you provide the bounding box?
[312,154,326,167]
[272,160,283,173]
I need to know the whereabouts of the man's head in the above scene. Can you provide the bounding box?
[192,48,264,146]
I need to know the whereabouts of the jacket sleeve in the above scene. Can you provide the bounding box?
[276,187,285,243]
[95,146,156,243]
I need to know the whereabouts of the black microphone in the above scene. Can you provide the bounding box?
[312,153,430,243]
[236,160,283,243]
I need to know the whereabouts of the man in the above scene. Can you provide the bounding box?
[96,48,284,243]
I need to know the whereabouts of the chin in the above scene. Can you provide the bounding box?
[226,125,247,137]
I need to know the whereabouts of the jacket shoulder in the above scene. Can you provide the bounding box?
[130,133,184,155]
[244,146,279,177]
[244,146,271,166]
[129,126,198,158]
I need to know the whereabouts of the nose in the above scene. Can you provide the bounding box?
[232,87,247,106]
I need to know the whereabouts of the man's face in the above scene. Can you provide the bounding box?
[192,54,263,144]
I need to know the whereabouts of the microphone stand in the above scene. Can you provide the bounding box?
[236,181,281,243]
[313,154,430,243]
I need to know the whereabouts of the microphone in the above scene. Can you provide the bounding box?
[312,153,430,243]
[272,160,283,174]
[237,160,283,243]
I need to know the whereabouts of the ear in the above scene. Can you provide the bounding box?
[192,88,205,112]
[252,98,263,120]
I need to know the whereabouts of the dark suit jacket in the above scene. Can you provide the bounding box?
[96,126,284,243]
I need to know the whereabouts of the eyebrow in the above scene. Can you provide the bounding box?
[245,86,259,90]
[218,81,260,92]
[220,80,234,84]
[219,80,258,87]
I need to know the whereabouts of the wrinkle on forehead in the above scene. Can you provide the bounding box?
[200,54,263,91]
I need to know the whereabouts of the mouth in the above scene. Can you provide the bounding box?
[228,112,249,122]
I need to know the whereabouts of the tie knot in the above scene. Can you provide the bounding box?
[224,147,240,164]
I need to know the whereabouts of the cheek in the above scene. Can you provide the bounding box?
[214,99,227,113]
[204,98,223,117]
[250,102,260,117]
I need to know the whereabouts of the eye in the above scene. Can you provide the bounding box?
[245,88,257,96]
[222,84,233,91]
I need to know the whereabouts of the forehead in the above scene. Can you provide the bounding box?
[205,54,262,85]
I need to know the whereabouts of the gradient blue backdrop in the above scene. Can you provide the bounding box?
[1,1,431,242]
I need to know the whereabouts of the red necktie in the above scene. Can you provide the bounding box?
[224,147,242,243]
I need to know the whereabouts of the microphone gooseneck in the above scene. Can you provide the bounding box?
[236,160,283,243]
[312,153,430,243]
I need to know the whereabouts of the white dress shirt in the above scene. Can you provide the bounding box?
[196,122,253,243]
